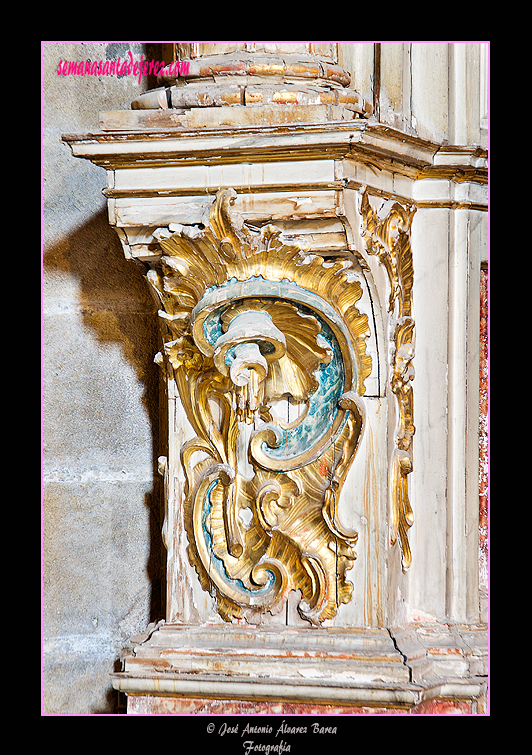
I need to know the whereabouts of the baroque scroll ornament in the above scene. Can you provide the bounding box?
[360,188,416,571]
[148,189,372,624]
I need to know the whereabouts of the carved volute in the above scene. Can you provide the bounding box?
[151,188,372,624]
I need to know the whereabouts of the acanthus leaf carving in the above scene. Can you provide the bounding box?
[149,188,372,624]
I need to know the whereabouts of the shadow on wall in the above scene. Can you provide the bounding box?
[43,210,166,702]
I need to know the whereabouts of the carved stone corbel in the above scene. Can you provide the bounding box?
[148,188,372,624]
[359,187,416,571]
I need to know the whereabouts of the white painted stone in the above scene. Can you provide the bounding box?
[409,207,450,620]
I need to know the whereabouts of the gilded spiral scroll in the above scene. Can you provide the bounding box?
[149,189,372,623]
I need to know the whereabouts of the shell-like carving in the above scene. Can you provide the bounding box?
[149,189,372,623]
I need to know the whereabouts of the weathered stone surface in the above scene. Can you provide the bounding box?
[100,104,360,131]
[42,42,163,715]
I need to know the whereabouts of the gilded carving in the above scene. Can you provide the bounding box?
[148,189,372,623]
[360,188,416,571]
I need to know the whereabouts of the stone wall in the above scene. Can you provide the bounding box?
[42,42,163,714]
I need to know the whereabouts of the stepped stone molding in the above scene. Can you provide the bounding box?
[111,621,487,710]
[131,42,373,118]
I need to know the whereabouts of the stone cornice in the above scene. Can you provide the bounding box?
[63,119,487,187]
